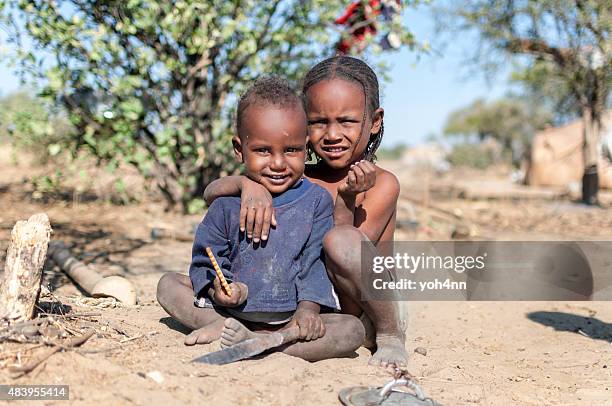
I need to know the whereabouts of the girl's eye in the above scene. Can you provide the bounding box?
[286,147,303,153]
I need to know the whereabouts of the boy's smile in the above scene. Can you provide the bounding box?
[233,104,307,194]
[305,79,372,169]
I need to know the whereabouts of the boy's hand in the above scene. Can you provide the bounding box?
[289,301,325,341]
[240,176,277,243]
[338,160,376,196]
[210,278,248,308]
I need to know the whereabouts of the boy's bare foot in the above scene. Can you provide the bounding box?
[220,318,265,348]
[184,318,225,345]
[369,334,408,368]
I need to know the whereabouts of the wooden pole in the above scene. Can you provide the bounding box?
[0,213,52,322]
[47,242,137,305]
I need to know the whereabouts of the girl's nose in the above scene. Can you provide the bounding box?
[324,123,343,142]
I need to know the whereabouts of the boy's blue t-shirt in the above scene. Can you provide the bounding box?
[189,178,339,313]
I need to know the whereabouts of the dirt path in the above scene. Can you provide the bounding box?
[1,149,611,405]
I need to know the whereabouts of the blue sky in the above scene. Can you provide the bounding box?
[379,6,510,147]
[0,5,511,148]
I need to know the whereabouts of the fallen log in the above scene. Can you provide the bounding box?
[0,213,52,322]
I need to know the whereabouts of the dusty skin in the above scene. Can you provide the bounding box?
[1,147,612,405]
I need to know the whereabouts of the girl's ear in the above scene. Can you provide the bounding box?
[232,136,244,162]
[306,138,313,162]
[370,108,384,136]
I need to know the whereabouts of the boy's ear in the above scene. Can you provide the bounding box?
[370,108,384,136]
[232,136,244,162]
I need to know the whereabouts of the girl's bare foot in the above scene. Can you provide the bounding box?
[184,318,225,345]
[369,334,408,368]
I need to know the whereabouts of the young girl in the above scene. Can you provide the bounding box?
[204,56,407,368]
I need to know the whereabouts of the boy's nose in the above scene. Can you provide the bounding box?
[269,154,287,171]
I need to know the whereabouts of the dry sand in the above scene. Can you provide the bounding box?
[1,148,611,405]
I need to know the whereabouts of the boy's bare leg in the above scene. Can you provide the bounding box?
[220,314,364,362]
[323,225,408,368]
[156,272,225,345]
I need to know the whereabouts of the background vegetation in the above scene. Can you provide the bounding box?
[0,0,422,212]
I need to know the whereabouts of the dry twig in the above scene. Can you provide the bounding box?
[9,330,95,377]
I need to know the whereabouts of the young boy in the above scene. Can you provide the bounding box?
[157,77,364,361]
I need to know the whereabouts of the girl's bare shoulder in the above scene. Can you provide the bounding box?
[372,165,400,197]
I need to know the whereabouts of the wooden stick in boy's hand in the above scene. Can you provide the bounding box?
[206,247,232,297]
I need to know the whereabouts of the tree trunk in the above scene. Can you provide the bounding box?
[582,108,600,205]
[0,213,52,322]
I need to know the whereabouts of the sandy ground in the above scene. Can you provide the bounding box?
[1,145,611,405]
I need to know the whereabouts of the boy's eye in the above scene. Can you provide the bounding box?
[286,147,303,153]
[308,119,327,126]
[254,148,271,154]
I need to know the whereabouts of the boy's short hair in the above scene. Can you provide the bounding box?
[236,76,302,137]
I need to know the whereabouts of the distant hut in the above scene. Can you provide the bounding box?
[526,112,612,189]
[401,144,449,172]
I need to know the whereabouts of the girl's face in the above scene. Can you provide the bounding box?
[305,78,382,170]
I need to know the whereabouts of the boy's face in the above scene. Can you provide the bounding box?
[233,104,307,194]
[305,78,382,169]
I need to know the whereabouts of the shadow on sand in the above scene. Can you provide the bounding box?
[159,316,192,335]
[527,311,612,343]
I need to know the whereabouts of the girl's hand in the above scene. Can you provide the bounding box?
[337,160,377,196]
[211,278,248,308]
[239,177,277,242]
[289,301,325,341]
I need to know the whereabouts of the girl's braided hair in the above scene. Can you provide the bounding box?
[302,56,384,162]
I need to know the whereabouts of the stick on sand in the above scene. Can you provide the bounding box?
[205,247,232,297]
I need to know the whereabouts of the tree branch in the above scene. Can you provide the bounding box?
[504,38,574,68]
[575,0,606,47]
[223,0,283,91]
